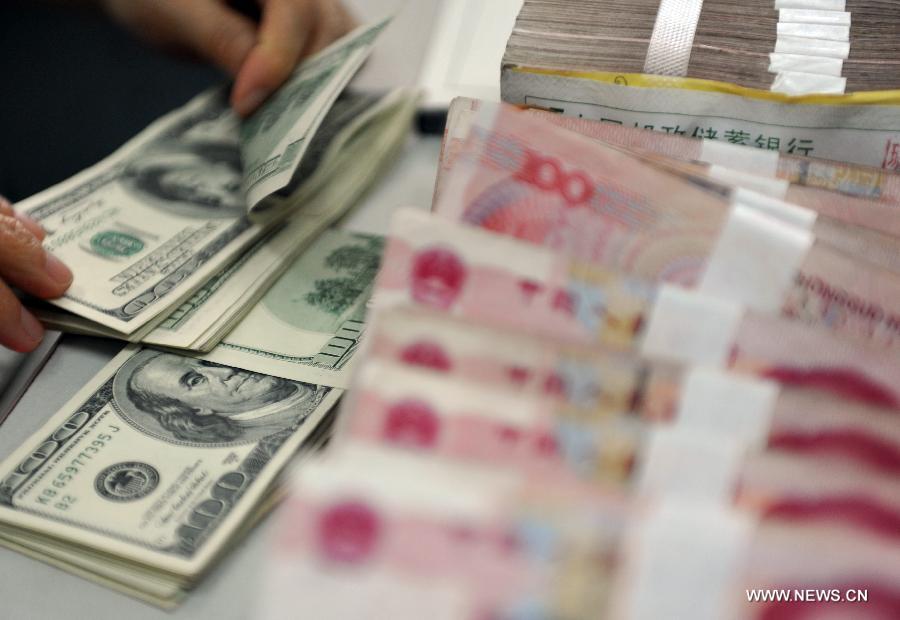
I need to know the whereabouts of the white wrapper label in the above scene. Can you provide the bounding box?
[622,502,753,620]
[768,53,843,77]
[771,71,847,95]
[640,285,744,366]
[699,205,813,313]
[776,22,849,42]
[774,35,850,59]
[700,140,780,177]
[778,8,850,26]
[676,367,780,448]
[708,165,790,198]
[638,427,746,503]
[732,187,818,229]
[775,0,845,10]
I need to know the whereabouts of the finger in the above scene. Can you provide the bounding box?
[0,215,72,299]
[304,0,356,55]
[173,0,258,76]
[0,195,45,241]
[0,279,43,353]
[231,0,318,116]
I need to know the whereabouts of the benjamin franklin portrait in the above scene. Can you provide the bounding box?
[119,140,246,219]
[118,93,247,220]
[112,350,329,446]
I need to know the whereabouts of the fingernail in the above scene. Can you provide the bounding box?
[19,307,43,347]
[44,252,73,288]
[0,195,10,210]
[237,88,270,116]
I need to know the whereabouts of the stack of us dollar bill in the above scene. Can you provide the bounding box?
[0,224,387,606]
[0,17,419,607]
[16,17,416,353]
[253,99,900,618]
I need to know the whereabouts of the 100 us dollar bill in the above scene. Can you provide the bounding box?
[14,89,267,334]
[13,19,390,334]
[199,229,384,388]
[0,346,341,577]
[241,18,389,210]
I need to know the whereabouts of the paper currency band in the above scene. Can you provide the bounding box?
[640,285,745,366]
[699,204,813,313]
[675,367,780,449]
[708,166,791,198]
[775,0,846,10]
[700,140,780,177]
[770,3,851,94]
[619,501,753,618]
[730,188,818,229]
[638,428,747,502]
[642,0,704,77]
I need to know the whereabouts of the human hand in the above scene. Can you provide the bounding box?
[101,0,356,116]
[0,197,73,353]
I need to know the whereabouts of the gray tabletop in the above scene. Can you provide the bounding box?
[0,0,442,617]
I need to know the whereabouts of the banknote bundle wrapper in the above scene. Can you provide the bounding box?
[256,97,900,619]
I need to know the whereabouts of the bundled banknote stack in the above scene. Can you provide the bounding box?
[504,0,900,92]
[0,19,419,607]
[501,0,900,170]
[256,96,900,619]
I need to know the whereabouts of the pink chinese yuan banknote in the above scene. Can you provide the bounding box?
[374,209,900,408]
[433,101,900,351]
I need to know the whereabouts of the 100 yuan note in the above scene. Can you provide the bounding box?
[241,18,390,210]
[374,210,900,408]
[14,89,265,334]
[200,229,384,388]
[362,311,900,476]
[0,346,340,576]
[434,101,900,349]
[440,98,900,238]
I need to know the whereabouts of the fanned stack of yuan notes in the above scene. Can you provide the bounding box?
[0,18,418,607]
[256,97,900,619]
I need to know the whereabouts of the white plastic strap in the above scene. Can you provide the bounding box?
[708,166,790,198]
[771,71,847,95]
[643,0,705,76]
[623,502,753,620]
[638,428,746,502]
[731,188,818,229]
[699,205,813,313]
[775,0,845,10]
[779,8,850,26]
[640,285,743,366]
[774,35,850,59]
[700,140,779,177]
[768,53,843,77]
[676,367,780,448]
[776,23,849,42]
